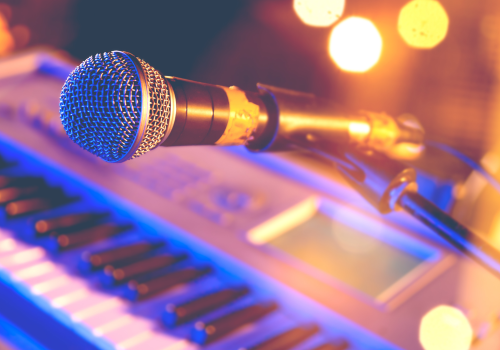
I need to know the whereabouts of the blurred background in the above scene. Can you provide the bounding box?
[0,0,500,243]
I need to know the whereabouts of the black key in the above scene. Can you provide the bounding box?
[5,189,76,218]
[126,266,211,301]
[242,325,320,350]
[35,213,108,237]
[310,342,350,350]
[192,302,278,345]
[49,223,132,251]
[0,185,45,204]
[102,253,186,286]
[80,240,164,272]
[0,176,44,189]
[163,287,250,327]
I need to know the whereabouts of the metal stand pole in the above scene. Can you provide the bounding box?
[310,146,500,278]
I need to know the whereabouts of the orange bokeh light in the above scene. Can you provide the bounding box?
[293,0,345,27]
[0,13,14,56]
[398,0,449,49]
[419,305,473,350]
[329,17,383,73]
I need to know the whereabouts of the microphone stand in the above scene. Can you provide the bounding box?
[249,83,500,277]
[305,145,500,278]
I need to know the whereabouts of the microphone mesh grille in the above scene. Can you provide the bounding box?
[133,57,171,159]
[59,51,171,162]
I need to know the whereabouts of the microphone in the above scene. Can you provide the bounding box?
[61,51,500,277]
[59,51,423,163]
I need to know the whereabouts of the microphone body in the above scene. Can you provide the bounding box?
[162,76,423,154]
[59,51,423,163]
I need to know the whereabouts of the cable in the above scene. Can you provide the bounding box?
[399,191,500,278]
[426,140,500,193]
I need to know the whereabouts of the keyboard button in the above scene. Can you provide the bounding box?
[163,287,250,327]
[0,185,46,204]
[126,266,212,301]
[80,241,164,272]
[50,224,132,251]
[35,213,108,237]
[102,253,186,286]
[5,189,77,218]
[191,302,278,345]
[242,325,319,350]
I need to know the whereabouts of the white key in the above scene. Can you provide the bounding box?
[68,296,125,321]
[13,261,57,281]
[30,275,70,295]
[8,256,52,274]
[104,318,155,344]
[84,308,131,333]
[62,290,109,312]
[43,279,88,299]
[24,269,68,288]
[162,340,196,350]
[0,238,21,255]
[0,247,46,268]
[51,288,89,308]
[127,332,184,350]
[116,330,153,350]
[94,315,135,337]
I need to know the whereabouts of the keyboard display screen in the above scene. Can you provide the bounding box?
[267,211,426,298]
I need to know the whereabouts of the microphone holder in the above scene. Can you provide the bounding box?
[304,145,500,279]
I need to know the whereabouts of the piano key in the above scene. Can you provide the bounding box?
[191,302,278,345]
[63,291,117,314]
[42,278,88,299]
[126,333,185,350]
[116,330,153,350]
[0,246,46,267]
[102,253,186,286]
[35,212,108,236]
[0,185,45,204]
[163,340,198,350]
[163,287,250,327]
[0,176,44,189]
[0,237,17,253]
[50,223,132,251]
[5,189,77,218]
[126,266,212,301]
[0,238,33,258]
[30,275,70,295]
[309,342,350,350]
[92,314,134,337]
[71,297,126,322]
[80,240,164,272]
[241,325,320,350]
[51,288,90,308]
[12,261,58,281]
[24,267,69,288]
[104,317,155,344]
[83,308,132,335]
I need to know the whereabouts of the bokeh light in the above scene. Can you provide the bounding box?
[398,0,449,49]
[329,17,382,73]
[419,305,473,350]
[0,13,14,56]
[293,0,345,27]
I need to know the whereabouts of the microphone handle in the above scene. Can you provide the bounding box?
[160,77,423,154]
[161,77,267,147]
